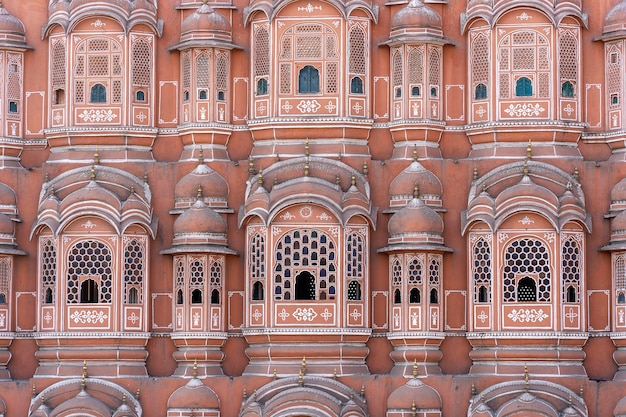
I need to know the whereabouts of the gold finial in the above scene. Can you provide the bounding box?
[122,393,127,404]
[144,171,148,183]
[94,147,99,165]
[90,165,96,181]
[333,368,337,379]
[360,385,365,397]
[411,400,417,416]
[301,356,307,375]
[568,393,573,406]
[412,359,418,378]
[298,369,303,386]
[574,167,579,180]
[524,365,529,391]
[130,184,135,195]
[197,184,203,201]
[471,383,476,396]
[473,167,478,181]
[526,140,532,159]
[242,388,247,399]
[351,174,356,187]
[44,172,49,182]
[192,359,198,378]
[248,157,255,176]
[579,385,584,397]
[273,368,277,380]
[362,161,368,175]
[413,182,420,199]
[254,389,257,400]
[482,183,487,193]
[273,176,278,186]
[412,146,418,161]
[305,138,310,157]
[338,153,342,160]
[83,360,88,378]
[523,159,529,176]
[304,162,309,177]
[32,384,36,397]
[198,148,204,164]
[258,170,264,186]
[336,174,341,185]
[481,392,485,403]
[136,387,140,400]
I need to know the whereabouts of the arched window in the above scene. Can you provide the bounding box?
[504,239,550,302]
[409,288,421,303]
[347,281,361,300]
[177,289,183,305]
[478,286,488,303]
[475,83,487,99]
[566,286,576,303]
[198,90,208,100]
[561,81,574,97]
[430,288,439,304]
[135,90,145,101]
[350,77,363,94]
[191,288,203,304]
[517,277,537,302]
[0,294,5,304]
[127,287,138,304]
[295,271,315,300]
[211,289,220,304]
[257,78,268,95]
[80,279,99,304]
[90,84,107,103]
[252,281,264,300]
[67,240,112,304]
[515,77,533,97]
[394,288,401,304]
[298,65,319,94]
[45,287,53,304]
[619,292,626,304]
[411,86,421,97]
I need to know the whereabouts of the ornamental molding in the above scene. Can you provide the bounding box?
[69,310,109,324]
[503,103,545,117]
[507,308,548,323]
[77,109,118,123]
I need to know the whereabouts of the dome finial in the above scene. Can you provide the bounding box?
[248,157,255,176]
[413,146,418,161]
[304,138,310,157]
[473,167,478,181]
[351,174,356,187]
[301,356,307,375]
[526,139,532,159]
[413,182,420,199]
[197,184,203,200]
[304,161,309,177]
[362,161,368,175]
[198,147,204,164]
[94,147,100,165]
[524,364,529,391]
[192,359,198,378]
[90,165,96,181]
[412,358,418,378]
[523,159,529,176]
[258,170,264,186]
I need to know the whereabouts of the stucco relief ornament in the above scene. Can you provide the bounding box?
[477,310,488,323]
[297,3,322,12]
[70,310,108,324]
[504,103,545,117]
[350,308,362,321]
[325,101,337,112]
[297,100,321,113]
[293,307,317,321]
[619,309,625,325]
[507,308,548,323]
[82,220,97,229]
[518,216,534,225]
[78,109,118,123]
[127,312,139,325]
[281,211,296,220]
[299,206,312,218]
[516,12,532,21]
[251,308,262,321]
[92,19,107,28]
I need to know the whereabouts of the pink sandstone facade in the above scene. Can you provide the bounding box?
[0,0,624,415]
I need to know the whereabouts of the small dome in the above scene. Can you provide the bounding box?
[387,378,442,409]
[0,4,28,49]
[52,390,112,417]
[613,210,626,234]
[173,199,226,236]
[612,178,626,203]
[175,163,229,209]
[388,197,443,236]
[0,213,13,236]
[389,161,442,201]
[0,183,16,208]
[181,1,231,40]
[604,0,626,35]
[391,0,442,33]
[614,394,626,416]
[168,378,219,409]
[69,0,132,14]
[495,175,558,209]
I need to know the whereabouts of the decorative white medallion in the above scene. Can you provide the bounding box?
[292,307,318,321]
[70,310,108,324]
[507,308,548,323]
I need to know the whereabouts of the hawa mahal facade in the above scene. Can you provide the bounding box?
[0,0,625,415]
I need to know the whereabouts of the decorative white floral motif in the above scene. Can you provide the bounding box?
[504,103,545,117]
[281,212,296,220]
[411,311,419,326]
[136,112,148,123]
[476,106,487,117]
[498,232,509,243]
[92,19,107,28]
[78,109,118,123]
[317,212,332,221]
[0,313,5,327]
[212,313,219,327]
[544,232,556,243]
[620,309,625,324]
[82,220,96,229]
[507,308,548,323]
[519,216,534,225]
[477,310,488,323]
[278,308,290,320]
[44,311,53,324]
[431,311,438,326]
[297,100,321,113]
[320,308,332,321]
[293,308,318,321]
[299,206,312,218]
[325,101,337,112]
[193,312,200,326]
[282,101,293,112]
[563,104,575,116]
[127,312,139,325]
[516,12,532,21]
[252,308,262,321]
[565,308,578,324]
[70,310,108,324]
[298,3,322,12]
[349,308,361,321]
[177,312,183,326]
[393,313,400,327]
[352,102,363,114]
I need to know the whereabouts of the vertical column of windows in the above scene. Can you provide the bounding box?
[253,23,270,96]
[196,52,210,100]
[250,232,266,301]
[6,53,21,118]
[392,257,402,304]
[215,51,229,102]
[408,46,423,98]
[209,256,222,304]
[0,257,10,305]
[348,22,366,95]
[123,237,145,304]
[471,32,489,100]
[175,256,185,305]
[346,230,364,301]
[182,51,192,102]
[52,40,67,105]
[607,43,622,112]
[558,29,578,98]
[472,236,492,303]
[41,237,57,304]
[617,254,626,304]
[428,255,441,304]
[189,256,206,304]
[427,46,440,99]
[392,49,403,100]
[131,37,151,102]
[407,256,423,304]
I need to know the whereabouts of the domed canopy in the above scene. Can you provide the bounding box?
[603,0,626,38]
[168,378,219,410]
[175,163,229,211]
[387,378,442,410]
[174,199,226,236]
[170,0,240,50]
[389,161,442,209]
[384,0,449,45]
[388,197,443,236]
[0,4,30,50]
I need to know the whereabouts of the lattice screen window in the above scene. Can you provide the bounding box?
[182,51,191,102]
[279,22,340,95]
[471,32,489,100]
[503,238,551,302]
[498,29,551,99]
[131,37,151,102]
[348,23,367,95]
[407,256,423,304]
[408,46,424,97]
[189,256,206,304]
[429,255,441,304]
[472,236,492,303]
[250,232,266,300]
[558,29,578,97]
[6,53,21,118]
[196,52,210,99]
[561,236,581,303]
[428,46,441,98]
[617,254,626,304]
[209,256,223,304]
[123,237,145,304]
[51,40,66,105]
[273,229,336,301]
[254,23,270,95]
[66,240,113,304]
[346,230,364,301]
[392,49,403,98]
[41,237,57,304]
[392,256,402,304]
[175,256,185,305]
[74,37,124,104]
[0,257,9,304]
[215,51,229,100]
[607,44,621,108]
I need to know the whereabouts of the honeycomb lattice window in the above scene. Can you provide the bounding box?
[0,257,9,303]
[472,236,492,303]
[75,56,85,77]
[346,230,364,301]
[7,54,21,114]
[124,237,145,304]
[392,257,402,304]
[41,237,57,304]
[52,40,66,90]
[189,256,206,304]
[280,36,293,60]
[175,256,185,304]
[561,236,581,303]
[392,49,403,89]
[182,52,191,91]
[197,53,210,90]
[471,32,489,95]
[617,255,626,290]
[326,62,338,94]
[280,62,291,94]
[408,46,424,85]
[250,233,266,279]
[503,238,551,302]
[407,256,423,285]
[428,47,441,95]
[209,256,222,304]
[429,255,441,304]
[607,44,621,108]
[66,240,113,304]
[274,229,336,301]
[74,37,123,104]
[254,24,270,77]
[131,38,151,87]
[296,35,322,59]
[348,24,366,76]
[216,52,229,92]
[559,30,578,88]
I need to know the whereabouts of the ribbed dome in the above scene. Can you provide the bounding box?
[52,390,112,417]
[495,175,558,209]
[604,0,626,35]
[173,199,226,236]
[69,0,132,13]
[391,0,442,32]
[387,378,442,409]
[388,197,443,236]
[175,163,228,209]
[389,161,442,201]
[168,378,219,409]
[0,4,28,49]
[181,1,231,39]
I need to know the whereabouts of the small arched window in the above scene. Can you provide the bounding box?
[478,286,488,303]
[45,288,53,304]
[298,65,319,94]
[619,292,626,304]
[177,289,183,305]
[430,288,438,304]
[409,288,421,304]
[475,83,487,100]
[515,77,533,97]
[394,288,401,304]
[198,90,208,100]
[127,287,139,304]
[517,277,537,302]
[136,90,145,101]
[566,285,576,303]
[561,81,574,98]
[90,84,107,103]
[350,77,363,94]
[0,293,6,304]
[191,288,203,304]
[295,271,315,300]
[257,78,268,96]
[211,289,220,304]
[252,281,264,300]
[217,91,225,101]
[80,279,99,303]
[347,281,361,300]
[411,86,421,97]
